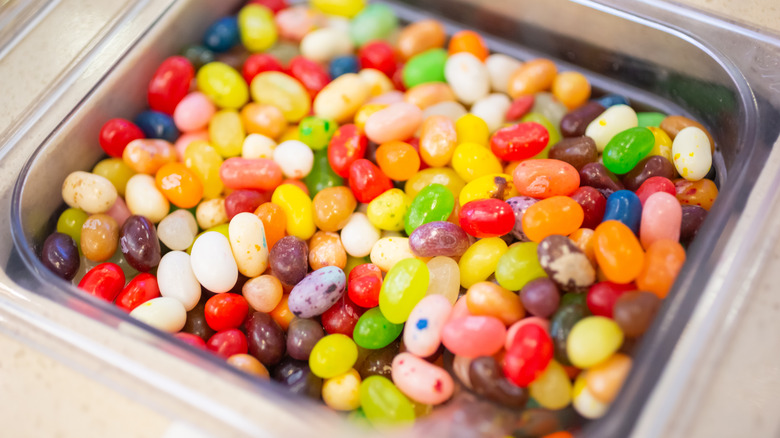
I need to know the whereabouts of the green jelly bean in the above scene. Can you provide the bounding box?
[522,112,560,159]
[495,242,547,291]
[304,149,344,197]
[404,183,454,236]
[349,4,398,47]
[549,301,590,366]
[92,158,135,197]
[637,112,667,128]
[309,334,358,379]
[360,375,415,425]
[602,126,655,174]
[560,292,587,308]
[353,307,403,349]
[57,208,88,248]
[402,49,447,89]
[299,116,338,151]
[379,258,430,323]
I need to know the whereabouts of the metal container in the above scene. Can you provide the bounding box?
[4,0,780,436]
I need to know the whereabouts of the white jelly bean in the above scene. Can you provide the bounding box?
[485,54,522,93]
[242,133,276,159]
[124,174,169,223]
[273,140,314,178]
[129,297,187,333]
[585,104,638,151]
[300,27,353,63]
[370,237,425,272]
[672,126,712,181]
[340,212,380,258]
[195,198,227,230]
[190,231,238,293]
[229,212,269,277]
[157,251,201,311]
[157,210,198,251]
[391,352,454,405]
[444,52,490,105]
[470,93,512,132]
[313,73,370,123]
[404,294,453,357]
[62,171,118,214]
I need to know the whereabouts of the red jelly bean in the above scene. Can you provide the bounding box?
[242,53,285,85]
[348,158,393,203]
[207,329,249,358]
[148,56,195,114]
[288,56,331,98]
[358,41,398,78]
[175,332,207,348]
[513,159,580,199]
[205,293,250,331]
[392,62,406,91]
[78,263,126,302]
[459,199,515,238]
[586,281,635,318]
[225,189,271,219]
[491,122,550,161]
[220,157,284,191]
[636,176,676,206]
[115,272,161,312]
[503,323,553,387]
[506,95,535,122]
[348,264,383,308]
[321,294,365,337]
[249,0,288,13]
[328,124,367,178]
[569,186,606,229]
[99,118,145,158]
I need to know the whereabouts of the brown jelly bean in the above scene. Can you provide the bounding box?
[119,215,161,272]
[621,156,675,191]
[246,311,286,366]
[537,235,596,292]
[579,162,624,197]
[613,291,661,338]
[81,213,119,262]
[660,115,715,153]
[548,136,598,171]
[41,232,80,280]
[468,356,529,408]
[182,297,216,342]
[680,205,708,246]
[560,101,605,137]
[357,341,399,380]
[269,235,309,286]
[520,278,560,318]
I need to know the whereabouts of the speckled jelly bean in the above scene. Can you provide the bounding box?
[392,352,453,405]
[537,235,596,292]
[671,126,712,181]
[602,190,642,234]
[403,294,451,357]
[585,104,638,151]
[365,188,410,232]
[353,307,403,349]
[62,171,118,214]
[660,115,715,153]
[288,266,346,318]
[441,315,506,358]
[190,231,238,293]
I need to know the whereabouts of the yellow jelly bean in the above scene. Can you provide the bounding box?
[358,68,394,97]
[456,113,490,146]
[322,368,362,411]
[314,73,371,123]
[184,140,224,199]
[238,4,277,53]
[366,188,411,231]
[405,168,465,200]
[648,126,674,168]
[197,62,248,109]
[209,109,245,158]
[451,142,503,182]
[458,173,518,206]
[250,72,311,122]
[529,360,572,410]
[458,237,508,288]
[311,0,366,17]
[370,237,428,272]
[272,184,316,240]
[92,158,135,197]
[567,316,624,369]
[310,334,358,379]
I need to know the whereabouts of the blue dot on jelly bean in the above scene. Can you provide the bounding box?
[203,16,240,53]
[134,110,179,143]
[416,318,428,330]
[329,56,360,78]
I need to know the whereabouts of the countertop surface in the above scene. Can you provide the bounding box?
[2,1,780,437]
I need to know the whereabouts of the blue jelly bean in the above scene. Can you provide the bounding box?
[602,190,642,234]
[329,56,360,78]
[203,16,240,53]
[134,110,180,143]
[595,94,630,108]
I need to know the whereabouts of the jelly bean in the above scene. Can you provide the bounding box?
[62,171,118,214]
[269,140,313,180]
[547,136,597,171]
[147,56,194,115]
[182,300,215,341]
[459,237,507,288]
[246,311,286,366]
[375,141,421,182]
[224,190,269,220]
[522,196,584,242]
[579,162,624,198]
[115,272,160,312]
[271,183,316,240]
[323,368,362,411]
[357,68,394,98]
[521,112,561,159]
[484,54,522,94]
[493,242,544,291]
[680,204,707,246]
[309,334,359,379]
[466,282,524,325]
[354,307,403,349]
[537,234,596,292]
[239,104,287,140]
[671,127,712,181]
[184,141,224,198]
[441,315,506,358]
[195,198,227,230]
[202,16,240,53]
[122,138,177,174]
[559,101,605,138]
[586,353,631,403]
[648,126,675,166]
[444,53,490,105]
[408,221,469,258]
[593,220,644,284]
[402,49,447,89]
[99,118,145,158]
[285,317,324,361]
[527,360,572,410]
[503,196,535,241]
[190,231,238,293]
[459,199,514,238]
[238,4,277,52]
[660,115,715,153]
[404,83,455,111]
[602,127,655,175]
[506,95,535,122]
[181,44,216,70]
[273,356,322,399]
[208,329,249,358]
[327,124,367,178]
[566,316,623,368]
[242,133,276,160]
[156,251,200,311]
[406,168,465,201]
[314,73,371,124]
[364,103,422,145]
[196,62,248,109]
[586,281,634,318]
[270,294,295,330]
[621,156,676,192]
[455,113,490,146]
[304,150,344,197]
[241,275,281,314]
[285,58,328,100]
[295,117,336,153]
[585,104,639,151]
[675,178,719,211]
[447,29,488,60]
[490,122,549,161]
[156,210,197,251]
[91,161,132,206]
[572,372,608,419]
[305,187,355,235]
[154,162,203,209]
[349,3,397,46]
[249,0,288,14]
[470,93,512,133]
[602,190,642,234]
[173,92,216,134]
[518,278,558,318]
[378,258,429,324]
[78,263,124,302]
[134,110,179,143]
[507,59,557,98]
[404,184,454,235]
[119,215,161,272]
[347,263,382,308]
[205,293,249,331]
[300,26,353,63]
[242,53,284,85]
[348,159,393,203]
[550,71,590,109]
[423,256,460,304]
[636,239,686,299]
[451,143,503,183]
[468,356,529,407]
[512,159,579,199]
[209,109,245,158]
[250,72,311,122]
[568,187,606,230]
[227,353,269,378]
[269,236,309,286]
[80,214,119,263]
[549,300,589,366]
[340,212,381,258]
[613,290,661,338]
[392,352,453,405]
[309,231,347,270]
[364,188,410,232]
[504,323,553,387]
[639,192,681,249]
[360,375,415,425]
[288,265,346,318]
[41,233,79,280]
[129,297,187,333]
[403,294,452,357]
[227,212,268,277]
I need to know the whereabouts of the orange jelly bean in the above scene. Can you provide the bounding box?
[376,141,421,181]
[419,115,457,167]
[254,202,287,249]
[674,178,718,211]
[635,239,686,299]
[404,83,456,110]
[447,30,489,61]
[522,196,584,242]
[270,293,294,330]
[569,227,596,267]
[312,186,357,232]
[552,71,591,110]
[593,220,645,284]
[465,281,525,325]
[507,59,558,99]
[123,138,177,174]
[512,159,580,199]
[397,19,446,60]
[155,162,204,208]
[240,102,288,139]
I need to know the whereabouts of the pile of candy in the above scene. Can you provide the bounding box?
[39,0,718,434]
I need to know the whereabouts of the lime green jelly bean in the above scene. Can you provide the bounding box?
[196,62,249,109]
[298,116,338,151]
[92,158,135,197]
[567,316,624,368]
[402,49,448,89]
[309,334,358,379]
[360,375,415,425]
[495,242,548,291]
[637,112,666,128]
[367,188,411,232]
[349,4,398,47]
[379,258,430,323]
[458,237,507,288]
[404,183,455,236]
[238,4,278,53]
[602,127,655,174]
[353,307,403,349]
[57,208,88,247]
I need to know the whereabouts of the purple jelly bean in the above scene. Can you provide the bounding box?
[288,266,347,318]
[408,221,470,257]
[506,196,538,241]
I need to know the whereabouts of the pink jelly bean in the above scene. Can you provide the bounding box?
[640,191,682,249]
[441,315,506,358]
[504,317,550,350]
[364,102,423,144]
[174,130,210,160]
[392,352,454,405]
[173,92,216,132]
[274,6,322,42]
[635,176,676,206]
[450,295,472,320]
[105,196,131,228]
[368,91,405,105]
[220,157,284,191]
[404,295,453,358]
